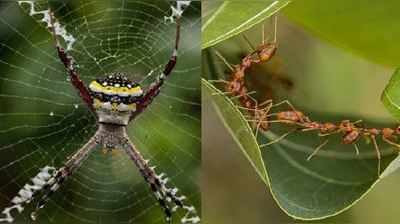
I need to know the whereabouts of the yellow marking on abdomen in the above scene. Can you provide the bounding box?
[89,81,143,96]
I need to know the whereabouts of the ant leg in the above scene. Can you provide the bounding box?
[253,98,260,137]
[258,99,273,108]
[245,93,258,106]
[307,139,329,161]
[215,50,235,72]
[353,143,360,155]
[301,127,320,132]
[258,100,274,120]
[270,99,296,110]
[237,106,265,112]
[382,137,400,150]
[208,79,230,84]
[265,119,299,125]
[255,122,262,139]
[211,91,233,96]
[244,119,296,126]
[230,91,257,100]
[260,128,297,148]
[370,136,381,176]
[318,130,341,137]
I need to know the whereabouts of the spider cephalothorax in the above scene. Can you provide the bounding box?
[89,72,143,125]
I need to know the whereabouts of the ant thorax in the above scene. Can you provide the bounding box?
[88,73,143,125]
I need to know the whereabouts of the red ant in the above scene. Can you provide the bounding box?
[209,17,400,176]
[212,16,303,136]
[240,99,304,138]
[305,120,363,160]
[304,120,400,176]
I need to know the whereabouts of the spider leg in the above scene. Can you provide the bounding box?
[31,135,98,220]
[122,138,200,224]
[122,139,173,222]
[48,12,93,110]
[0,166,56,223]
[136,16,182,115]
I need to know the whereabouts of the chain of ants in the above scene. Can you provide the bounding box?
[213,20,400,175]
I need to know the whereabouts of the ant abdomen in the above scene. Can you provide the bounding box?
[276,111,306,123]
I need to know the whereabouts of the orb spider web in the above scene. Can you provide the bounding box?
[0,0,200,223]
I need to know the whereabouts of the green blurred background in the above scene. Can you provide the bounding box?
[203,1,400,223]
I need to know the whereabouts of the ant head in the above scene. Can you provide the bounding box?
[339,120,353,131]
[369,128,380,135]
[257,14,278,62]
[257,43,277,62]
[382,128,394,137]
[89,72,143,125]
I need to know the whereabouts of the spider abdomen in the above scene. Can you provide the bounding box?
[88,73,143,125]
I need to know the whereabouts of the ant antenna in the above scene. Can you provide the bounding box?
[262,23,265,45]
[215,50,234,72]
[261,15,277,45]
[273,15,278,44]
[242,34,256,52]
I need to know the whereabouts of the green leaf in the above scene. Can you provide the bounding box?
[260,121,398,220]
[0,1,200,223]
[202,0,291,49]
[381,68,400,121]
[202,79,268,185]
[203,76,399,219]
[283,0,400,67]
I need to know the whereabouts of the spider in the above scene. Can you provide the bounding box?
[0,1,199,224]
